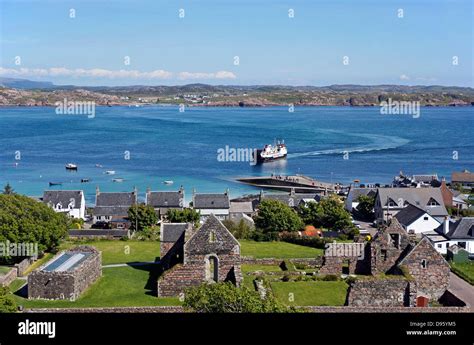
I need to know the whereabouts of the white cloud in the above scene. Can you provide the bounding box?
[177,70,237,80]
[399,74,410,81]
[0,67,236,80]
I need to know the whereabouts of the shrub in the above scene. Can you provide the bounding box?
[322,274,339,281]
[0,287,17,313]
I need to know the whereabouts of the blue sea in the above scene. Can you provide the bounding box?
[0,106,472,205]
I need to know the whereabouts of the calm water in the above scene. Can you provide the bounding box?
[0,106,472,205]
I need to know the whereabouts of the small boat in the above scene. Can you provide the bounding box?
[49,182,62,186]
[65,163,78,170]
[95,164,103,168]
[112,178,124,183]
[81,178,90,183]
[105,170,116,175]
[163,180,174,185]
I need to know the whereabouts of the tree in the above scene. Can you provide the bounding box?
[299,196,354,232]
[2,183,14,195]
[0,194,68,256]
[166,208,200,226]
[127,204,158,232]
[222,219,253,239]
[0,287,17,313]
[253,199,304,238]
[356,195,375,220]
[183,282,292,313]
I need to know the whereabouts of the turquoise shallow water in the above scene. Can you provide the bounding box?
[0,106,472,205]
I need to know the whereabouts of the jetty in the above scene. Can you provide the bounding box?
[236,174,341,193]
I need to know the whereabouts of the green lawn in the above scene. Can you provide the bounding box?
[59,240,161,265]
[451,261,474,285]
[241,264,283,273]
[271,281,348,306]
[240,240,323,259]
[0,266,12,275]
[13,265,179,308]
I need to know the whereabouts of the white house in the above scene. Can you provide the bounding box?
[42,190,86,220]
[344,187,376,212]
[374,187,448,223]
[394,203,440,236]
[423,217,474,255]
[193,190,230,221]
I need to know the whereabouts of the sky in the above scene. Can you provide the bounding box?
[0,0,472,86]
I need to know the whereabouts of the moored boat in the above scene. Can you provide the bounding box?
[65,163,78,170]
[163,180,174,185]
[105,170,116,175]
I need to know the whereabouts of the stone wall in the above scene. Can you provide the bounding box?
[0,267,17,287]
[28,246,101,301]
[400,239,451,300]
[157,264,205,297]
[14,257,35,277]
[347,278,416,307]
[25,306,185,313]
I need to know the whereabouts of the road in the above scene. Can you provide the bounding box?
[449,272,474,311]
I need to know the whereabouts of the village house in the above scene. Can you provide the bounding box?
[394,203,440,236]
[157,214,242,297]
[374,187,448,223]
[344,187,376,212]
[92,187,138,229]
[42,190,86,220]
[146,186,184,219]
[192,190,230,221]
[259,189,321,209]
[228,200,256,228]
[452,169,474,188]
[423,217,474,255]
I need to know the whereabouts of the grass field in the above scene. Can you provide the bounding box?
[13,265,180,308]
[451,261,474,285]
[271,281,348,306]
[0,266,12,275]
[240,240,323,259]
[241,264,283,273]
[59,240,161,265]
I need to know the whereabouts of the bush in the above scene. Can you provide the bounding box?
[254,199,304,237]
[281,274,291,282]
[222,219,254,239]
[279,231,333,249]
[0,287,17,313]
[133,226,159,241]
[322,274,339,281]
[183,282,293,313]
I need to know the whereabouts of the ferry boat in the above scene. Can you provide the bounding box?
[65,163,78,170]
[256,140,287,163]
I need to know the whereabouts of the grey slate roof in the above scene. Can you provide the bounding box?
[394,203,428,226]
[43,190,83,208]
[147,191,183,208]
[161,223,188,242]
[349,188,377,200]
[96,192,137,207]
[436,217,474,240]
[194,193,230,209]
[229,201,255,214]
[261,193,320,207]
[93,206,130,217]
[376,188,448,217]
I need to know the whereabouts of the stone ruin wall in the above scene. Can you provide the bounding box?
[347,278,416,307]
[28,247,102,301]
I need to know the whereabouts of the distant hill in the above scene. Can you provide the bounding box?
[0,77,56,89]
[0,79,473,107]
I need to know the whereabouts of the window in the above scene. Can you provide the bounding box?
[423,216,429,221]
[381,249,388,261]
[421,259,427,269]
[389,233,401,249]
[437,244,442,248]
[209,231,216,243]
